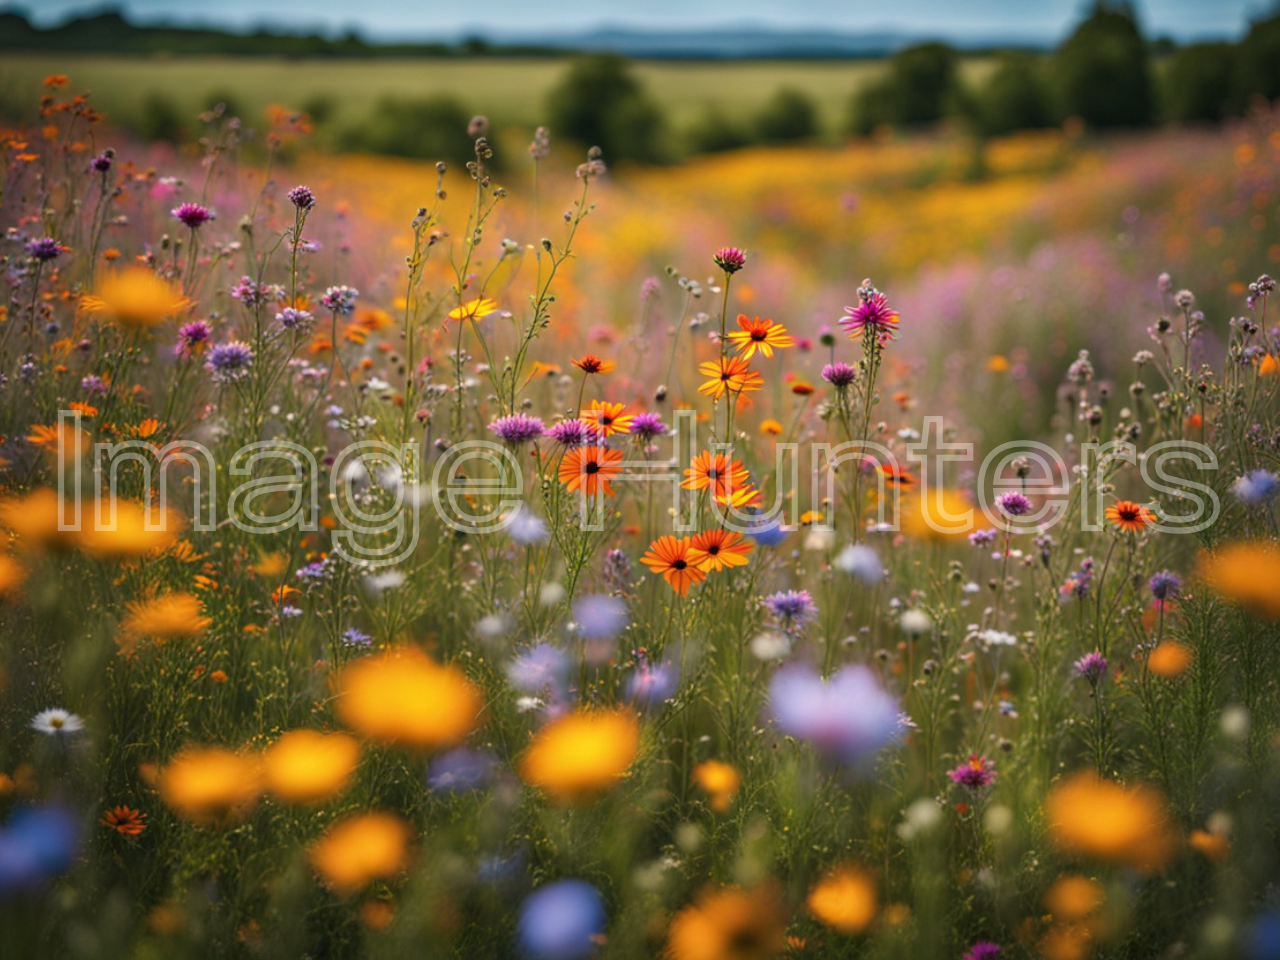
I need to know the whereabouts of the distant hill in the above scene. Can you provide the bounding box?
[0,8,1045,60]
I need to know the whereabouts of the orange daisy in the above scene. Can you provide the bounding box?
[101,805,147,836]
[571,355,617,375]
[1105,500,1156,532]
[580,400,635,438]
[726,314,794,360]
[688,529,754,572]
[640,536,706,596]
[558,446,624,497]
[698,356,764,400]
[682,451,750,498]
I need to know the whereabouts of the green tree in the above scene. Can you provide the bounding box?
[341,96,475,166]
[848,42,958,135]
[686,106,753,154]
[546,54,665,163]
[975,52,1053,135]
[1163,43,1236,122]
[1051,1,1154,128]
[754,87,819,144]
[1237,14,1280,106]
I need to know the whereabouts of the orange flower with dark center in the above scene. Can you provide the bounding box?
[580,400,635,437]
[558,446,624,497]
[727,314,794,360]
[640,536,707,596]
[688,529,753,572]
[698,356,764,400]
[1105,500,1155,532]
[572,355,616,375]
[878,463,915,487]
[102,805,147,836]
[682,451,750,498]
[713,483,764,510]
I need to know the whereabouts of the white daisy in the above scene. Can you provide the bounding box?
[31,708,84,736]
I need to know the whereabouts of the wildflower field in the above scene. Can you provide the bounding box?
[4,74,1280,960]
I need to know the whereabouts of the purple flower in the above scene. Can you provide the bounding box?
[839,280,899,341]
[1073,651,1108,684]
[995,491,1032,517]
[768,663,901,766]
[968,529,997,547]
[205,341,254,382]
[488,413,546,445]
[507,644,569,695]
[625,659,678,708]
[1149,570,1181,602]
[572,595,628,640]
[745,513,788,546]
[963,942,1001,960]
[545,419,598,449]
[517,880,606,960]
[630,412,666,440]
[231,276,269,306]
[171,202,213,230]
[287,184,316,210]
[1060,557,1095,601]
[341,628,372,649]
[713,246,746,274]
[507,506,549,545]
[0,804,80,897]
[90,152,113,173]
[275,307,314,332]
[174,319,212,358]
[1233,469,1280,505]
[320,285,358,314]
[25,237,62,261]
[821,362,857,387]
[80,375,107,395]
[763,589,817,627]
[947,754,996,788]
[427,748,496,793]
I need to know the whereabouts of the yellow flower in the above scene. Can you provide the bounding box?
[759,419,783,436]
[121,592,211,643]
[81,267,188,329]
[74,501,184,559]
[263,730,360,805]
[806,864,878,934]
[27,423,90,460]
[691,760,740,812]
[519,708,639,803]
[0,555,27,597]
[447,297,498,322]
[0,489,79,552]
[159,747,262,823]
[900,488,984,541]
[666,884,787,960]
[309,812,411,895]
[335,647,481,750]
[1043,875,1103,921]
[1044,771,1176,873]
[1198,540,1280,620]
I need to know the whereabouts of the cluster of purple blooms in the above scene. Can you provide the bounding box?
[947,754,997,788]
[544,419,598,448]
[320,285,359,314]
[1233,469,1279,506]
[488,414,546,445]
[231,276,273,307]
[1149,570,1181,602]
[1060,557,1096,601]
[763,589,818,628]
[276,307,315,332]
[287,184,316,211]
[175,320,212,359]
[995,491,1033,518]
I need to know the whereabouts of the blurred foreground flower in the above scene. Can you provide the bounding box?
[768,664,900,767]
[806,864,877,934]
[667,884,787,960]
[121,592,211,645]
[159,747,261,823]
[0,805,79,898]
[520,709,639,802]
[81,267,188,329]
[691,760,740,812]
[309,812,411,895]
[1199,540,1280,620]
[517,879,606,960]
[263,730,360,804]
[1044,771,1175,873]
[335,647,481,750]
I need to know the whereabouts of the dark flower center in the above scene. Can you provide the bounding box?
[673,559,687,570]
[585,461,600,474]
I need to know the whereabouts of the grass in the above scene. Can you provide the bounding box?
[0,53,995,137]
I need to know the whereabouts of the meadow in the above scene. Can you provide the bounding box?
[0,53,996,138]
[1,71,1280,960]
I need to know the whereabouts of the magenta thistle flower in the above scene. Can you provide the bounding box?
[630,412,666,440]
[963,942,1001,960]
[821,361,857,387]
[171,203,213,230]
[763,589,817,627]
[839,279,899,341]
[231,276,269,306]
[948,754,996,788]
[287,184,316,210]
[175,319,212,358]
[91,152,113,173]
[995,491,1032,517]
[275,307,314,332]
[1148,570,1181,602]
[1073,651,1108,684]
[25,237,63,261]
[488,413,545,445]
[968,529,997,547]
[713,246,746,274]
[545,419,598,448]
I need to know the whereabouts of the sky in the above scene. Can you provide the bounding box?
[15,0,1267,43]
